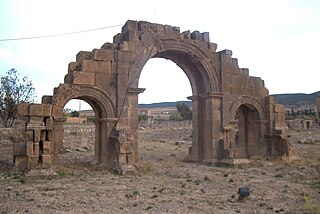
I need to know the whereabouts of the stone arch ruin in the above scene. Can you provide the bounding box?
[13,20,293,171]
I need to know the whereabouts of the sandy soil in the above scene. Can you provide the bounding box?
[0,127,319,213]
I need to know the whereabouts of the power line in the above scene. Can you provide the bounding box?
[0,24,123,42]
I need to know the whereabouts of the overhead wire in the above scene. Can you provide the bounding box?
[0,24,123,42]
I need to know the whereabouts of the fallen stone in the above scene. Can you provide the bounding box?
[175,141,185,145]
[76,148,88,152]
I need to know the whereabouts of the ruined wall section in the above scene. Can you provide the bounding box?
[12,103,58,170]
[219,49,269,98]
[220,49,269,127]
[219,49,292,159]
[264,96,295,157]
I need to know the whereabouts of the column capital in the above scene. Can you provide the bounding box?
[128,88,145,94]
[187,95,200,101]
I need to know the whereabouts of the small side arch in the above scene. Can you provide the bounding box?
[49,84,117,167]
[230,95,265,122]
[51,84,116,119]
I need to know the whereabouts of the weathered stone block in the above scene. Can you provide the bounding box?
[29,104,52,117]
[122,20,138,33]
[52,106,63,118]
[41,154,53,168]
[29,104,43,116]
[93,49,114,61]
[12,116,29,128]
[26,142,34,155]
[42,104,53,117]
[64,73,73,84]
[191,31,201,40]
[201,32,210,42]
[27,155,39,169]
[13,142,26,156]
[68,61,81,72]
[73,72,95,85]
[101,42,117,50]
[164,25,174,37]
[123,31,140,41]
[113,33,124,43]
[42,96,53,104]
[17,103,30,116]
[50,141,55,154]
[41,141,54,154]
[76,51,93,61]
[41,130,46,141]
[119,41,136,52]
[14,156,28,170]
[34,142,39,155]
[241,68,249,76]
[182,30,191,39]
[45,117,54,130]
[34,129,41,142]
[81,60,109,72]
[29,116,43,122]
[95,72,112,90]
[10,129,33,142]
[46,131,52,141]
[27,120,46,131]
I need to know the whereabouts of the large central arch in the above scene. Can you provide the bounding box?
[12,20,293,171]
[126,39,221,162]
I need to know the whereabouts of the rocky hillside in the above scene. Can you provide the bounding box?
[139,91,320,108]
[272,91,320,106]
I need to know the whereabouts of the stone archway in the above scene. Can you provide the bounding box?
[49,84,117,168]
[127,40,221,163]
[12,20,293,171]
[234,104,262,158]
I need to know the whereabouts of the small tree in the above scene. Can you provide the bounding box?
[176,102,192,120]
[138,114,148,121]
[0,69,36,127]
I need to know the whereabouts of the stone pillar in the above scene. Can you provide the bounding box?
[127,88,145,164]
[99,117,117,169]
[52,118,66,163]
[201,93,223,161]
[188,93,223,163]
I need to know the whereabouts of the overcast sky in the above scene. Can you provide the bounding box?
[0,0,319,110]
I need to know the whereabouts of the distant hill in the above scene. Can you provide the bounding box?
[272,91,320,106]
[139,91,320,108]
[139,101,192,109]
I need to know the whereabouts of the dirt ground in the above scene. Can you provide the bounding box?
[0,126,319,214]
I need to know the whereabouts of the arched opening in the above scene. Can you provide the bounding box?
[306,121,310,130]
[138,58,193,162]
[61,99,96,167]
[50,84,117,169]
[234,104,262,158]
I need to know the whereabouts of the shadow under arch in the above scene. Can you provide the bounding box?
[229,96,266,158]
